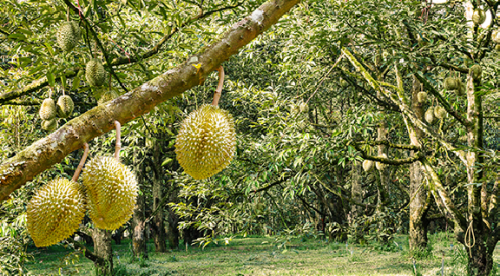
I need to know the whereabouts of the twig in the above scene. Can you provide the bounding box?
[72,143,89,182]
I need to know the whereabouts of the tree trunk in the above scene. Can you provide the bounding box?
[151,136,167,252]
[166,197,180,250]
[132,145,148,259]
[350,160,364,243]
[408,76,429,253]
[92,228,113,275]
[376,120,390,244]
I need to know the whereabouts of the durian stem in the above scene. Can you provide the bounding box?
[211,66,224,106]
[72,143,89,182]
[114,120,121,161]
[67,6,70,21]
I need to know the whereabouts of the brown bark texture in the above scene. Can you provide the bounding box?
[92,228,113,275]
[0,0,301,202]
[350,160,364,243]
[152,136,167,252]
[132,155,148,259]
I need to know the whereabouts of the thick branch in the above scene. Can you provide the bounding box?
[0,0,301,202]
[66,237,106,266]
[357,140,420,150]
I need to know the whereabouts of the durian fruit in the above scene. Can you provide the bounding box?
[375,154,388,171]
[434,106,447,120]
[492,29,500,44]
[56,22,81,52]
[456,79,466,96]
[39,98,57,120]
[85,59,106,87]
[57,95,74,118]
[472,9,486,25]
[470,65,482,81]
[27,178,86,247]
[290,104,299,116]
[82,156,138,230]
[417,92,427,103]
[98,90,119,105]
[299,102,309,113]
[425,107,435,124]
[175,104,236,180]
[42,118,58,132]
[363,160,374,172]
[443,77,458,90]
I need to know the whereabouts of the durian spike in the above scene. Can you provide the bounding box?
[211,66,224,106]
[114,120,121,161]
[72,143,89,182]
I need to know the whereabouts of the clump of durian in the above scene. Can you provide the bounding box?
[470,65,482,81]
[86,59,106,87]
[472,9,486,25]
[425,107,435,124]
[27,178,86,247]
[363,160,374,172]
[57,95,74,118]
[375,154,388,171]
[82,156,138,230]
[41,118,58,132]
[175,104,236,180]
[434,106,447,120]
[417,92,427,103]
[443,77,458,90]
[56,22,81,52]
[97,90,119,105]
[39,98,57,120]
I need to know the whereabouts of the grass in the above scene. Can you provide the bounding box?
[22,232,500,275]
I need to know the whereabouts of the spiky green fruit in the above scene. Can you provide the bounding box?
[417,92,427,103]
[27,178,86,247]
[82,156,138,230]
[56,22,81,52]
[57,95,74,118]
[363,160,374,172]
[470,65,482,81]
[443,77,458,90]
[39,98,57,120]
[434,106,447,120]
[375,154,388,171]
[425,107,435,124]
[98,90,119,105]
[85,59,106,87]
[42,118,58,132]
[472,9,486,25]
[175,104,236,180]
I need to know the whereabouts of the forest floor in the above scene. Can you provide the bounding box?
[23,232,499,276]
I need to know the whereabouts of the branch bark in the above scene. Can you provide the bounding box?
[0,0,301,202]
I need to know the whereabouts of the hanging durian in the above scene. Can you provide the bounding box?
[417,92,427,103]
[175,66,236,180]
[85,59,106,87]
[363,160,374,172]
[375,154,388,171]
[39,98,57,120]
[456,79,465,96]
[27,178,86,247]
[98,89,119,105]
[42,118,58,132]
[82,122,138,230]
[470,65,482,81]
[472,9,486,25]
[299,101,309,113]
[434,106,447,120]
[56,21,81,52]
[425,107,435,124]
[57,95,74,118]
[443,77,458,90]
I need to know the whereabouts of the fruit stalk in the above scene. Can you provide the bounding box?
[72,142,89,182]
[114,120,121,161]
[211,66,224,106]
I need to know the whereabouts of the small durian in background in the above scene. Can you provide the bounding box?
[86,59,106,87]
[82,156,138,230]
[39,98,57,120]
[56,22,81,52]
[175,104,236,180]
[98,90,119,105]
[299,102,309,113]
[41,118,58,132]
[472,9,486,25]
[443,77,458,90]
[425,107,435,124]
[27,178,86,247]
[434,106,447,120]
[375,154,388,171]
[57,95,74,118]
[417,92,427,103]
[363,160,374,172]
[470,65,482,81]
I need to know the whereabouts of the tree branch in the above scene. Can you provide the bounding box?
[0,0,301,202]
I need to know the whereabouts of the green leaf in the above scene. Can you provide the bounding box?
[47,72,55,87]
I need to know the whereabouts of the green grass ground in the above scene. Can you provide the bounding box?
[23,232,500,275]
